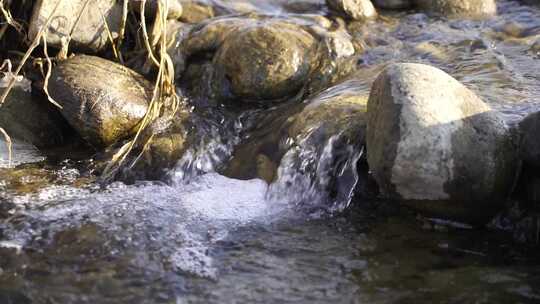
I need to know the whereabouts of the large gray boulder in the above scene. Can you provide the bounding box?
[326,0,378,20]
[366,63,518,222]
[49,55,152,148]
[414,0,497,19]
[29,0,122,51]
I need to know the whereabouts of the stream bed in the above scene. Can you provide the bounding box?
[1,0,540,303]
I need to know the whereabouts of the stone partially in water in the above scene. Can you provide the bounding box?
[119,131,187,182]
[0,78,68,148]
[326,0,378,20]
[92,100,191,182]
[49,55,152,148]
[255,154,277,184]
[366,63,518,222]
[212,22,317,102]
[268,81,369,213]
[288,85,368,143]
[29,0,122,51]
[414,0,497,19]
[177,15,358,103]
[305,29,359,96]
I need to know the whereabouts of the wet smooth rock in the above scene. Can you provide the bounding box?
[0,78,68,148]
[415,0,497,19]
[288,84,368,142]
[29,0,122,51]
[366,63,518,222]
[372,0,413,9]
[212,22,317,101]
[179,1,214,23]
[177,15,358,103]
[122,128,187,181]
[305,30,358,96]
[518,111,540,169]
[326,0,378,20]
[48,55,152,148]
[274,80,371,206]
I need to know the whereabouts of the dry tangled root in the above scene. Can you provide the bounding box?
[101,0,185,181]
[0,0,184,177]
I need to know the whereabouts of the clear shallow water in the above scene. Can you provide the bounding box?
[1,1,540,303]
[2,169,540,304]
[354,0,540,123]
[0,139,44,168]
[1,169,539,303]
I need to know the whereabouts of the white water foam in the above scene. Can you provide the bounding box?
[5,173,287,279]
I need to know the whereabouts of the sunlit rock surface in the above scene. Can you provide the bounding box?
[49,55,152,148]
[367,63,518,222]
[29,0,122,51]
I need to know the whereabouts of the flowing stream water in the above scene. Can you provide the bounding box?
[1,1,540,303]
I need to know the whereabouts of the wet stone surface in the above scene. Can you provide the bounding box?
[1,0,540,303]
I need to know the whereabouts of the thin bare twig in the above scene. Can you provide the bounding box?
[116,0,129,63]
[99,5,120,62]
[101,0,184,180]
[42,34,62,108]
[140,0,160,67]
[0,0,23,34]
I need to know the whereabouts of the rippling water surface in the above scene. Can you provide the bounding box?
[1,1,540,303]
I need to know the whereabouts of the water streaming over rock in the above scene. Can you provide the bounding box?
[267,132,364,216]
[1,1,540,303]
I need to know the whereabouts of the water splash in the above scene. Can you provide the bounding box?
[171,112,243,183]
[267,131,363,217]
[1,173,282,283]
